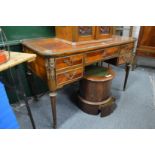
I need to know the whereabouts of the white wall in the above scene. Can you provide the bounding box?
[132,26,141,53]
[132,26,141,39]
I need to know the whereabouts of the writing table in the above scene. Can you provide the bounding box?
[22,36,136,128]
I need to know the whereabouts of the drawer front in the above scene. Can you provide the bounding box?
[120,43,134,54]
[118,53,132,65]
[56,67,83,86]
[85,50,104,64]
[56,54,83,70]
[104,47,119,57]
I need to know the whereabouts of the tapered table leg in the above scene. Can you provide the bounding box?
[123,63,131,91]
[49,92,57,129]
[15,66,36,129]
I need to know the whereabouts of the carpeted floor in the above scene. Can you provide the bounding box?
[13,61,155,129]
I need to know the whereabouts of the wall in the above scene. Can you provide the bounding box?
[132,26,141,53]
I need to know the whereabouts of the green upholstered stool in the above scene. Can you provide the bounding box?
[78,66,116,117]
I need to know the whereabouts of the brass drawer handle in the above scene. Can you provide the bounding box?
[63,59,72,66]
[65,71,77,80]
[122,45,133,51]
[121,45,129,50]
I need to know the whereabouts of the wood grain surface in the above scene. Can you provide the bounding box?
[0,52,36,72]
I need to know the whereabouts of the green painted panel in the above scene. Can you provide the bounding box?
[0,26,55,42]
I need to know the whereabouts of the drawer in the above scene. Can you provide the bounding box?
[56,67,83,86]
[118,53,132,65]
[85,50,104,64]
[56,54,83,70]
[120,43,134,54]
[104,47,119,57]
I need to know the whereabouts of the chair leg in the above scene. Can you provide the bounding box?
[15,66,36,129]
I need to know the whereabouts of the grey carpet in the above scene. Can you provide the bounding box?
[13,65,155,129]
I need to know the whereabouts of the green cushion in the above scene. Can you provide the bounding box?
[85,66,110,77]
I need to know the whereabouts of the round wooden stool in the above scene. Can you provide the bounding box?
[78,66,116,117]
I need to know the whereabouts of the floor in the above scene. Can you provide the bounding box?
[13,57,155,129]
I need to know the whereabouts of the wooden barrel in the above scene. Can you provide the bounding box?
[79,66,115,102]
[78,66,116,116]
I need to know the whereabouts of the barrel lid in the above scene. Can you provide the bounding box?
[84,66,115,82]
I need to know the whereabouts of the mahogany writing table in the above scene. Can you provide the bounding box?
[22,36,136,128]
